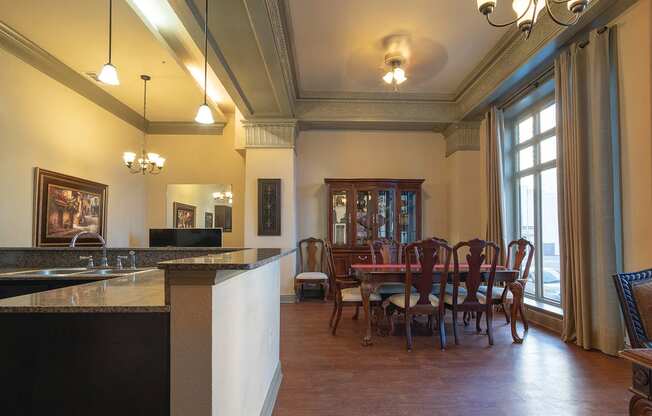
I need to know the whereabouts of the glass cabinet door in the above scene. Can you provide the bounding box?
[330,189,350,246]
[400,191,418,244]
[355,190,373,245]
[376,189,395,240]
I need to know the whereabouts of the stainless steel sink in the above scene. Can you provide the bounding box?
[13,268,89,277]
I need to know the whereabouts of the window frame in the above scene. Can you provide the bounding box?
[510,94,561,306]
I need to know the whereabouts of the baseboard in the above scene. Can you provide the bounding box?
[260,362,283,416]
[524,305,563,334]
[280,294,297,304]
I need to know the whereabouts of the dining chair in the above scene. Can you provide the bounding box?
[443,238,500,346]
[384,239,452,351]
[369,239,408,297]
[294,237,329,301]
[478,238,534,326]
[613,268,652,348]
[326,241,381,335]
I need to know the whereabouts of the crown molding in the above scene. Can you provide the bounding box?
[299,120,449,133]
[297,89,457,102]
[147,121,225,135]
[242,119,298,148]
[0,21,146,132]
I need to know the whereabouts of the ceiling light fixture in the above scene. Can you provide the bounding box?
[195,0,215,125]
[382,54,407,91]
[123,75,165,175]
[98,0,120,85]
[478,0,590,39]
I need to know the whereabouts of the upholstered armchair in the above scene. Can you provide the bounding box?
[613,268,652,348]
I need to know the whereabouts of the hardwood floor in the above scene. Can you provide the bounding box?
[274,302,630,416]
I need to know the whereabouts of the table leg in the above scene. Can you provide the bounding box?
[509,281,525,343]
[360,280,373,346]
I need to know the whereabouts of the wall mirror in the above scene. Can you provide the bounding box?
[166,184,233,232]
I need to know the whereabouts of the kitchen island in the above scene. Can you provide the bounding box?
[0,248,294,416]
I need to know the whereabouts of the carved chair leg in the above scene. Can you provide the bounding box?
[476,311,483,333]
[323,281,330,302]
[332,300,343,335]
[294,281,301,302]
[405,311,414,352]
[463,311,470,326]
[486,307,494,346]
[452,308,460,345]
[389,310,396,336]
[352,305,360,320]
[502,302,511,324]
[329,299,337,328]
[438,312,447,350]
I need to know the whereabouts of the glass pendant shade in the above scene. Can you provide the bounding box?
[393,67,407,84]
[195,104,215,125]
[123,151,136,165]
[382,71,394,84]
[98,63,120,85]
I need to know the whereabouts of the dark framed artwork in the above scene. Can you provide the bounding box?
[173,202,196,228]
[214,205,232,232]
[204,212,214,228]
[33,168,108,247]
[258,179,281,236]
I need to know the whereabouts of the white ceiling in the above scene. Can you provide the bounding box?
[286,0,514,98]
[0,0,234,121]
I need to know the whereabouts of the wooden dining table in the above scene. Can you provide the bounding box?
[351,263,525,346]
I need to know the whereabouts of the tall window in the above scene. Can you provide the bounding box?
[510,98,561,305]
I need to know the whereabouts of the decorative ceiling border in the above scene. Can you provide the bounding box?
[265,0,629,128]
[0,21,225,136]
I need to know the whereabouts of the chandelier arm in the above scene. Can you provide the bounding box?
[544,0,581,27]
[485,2,533,28]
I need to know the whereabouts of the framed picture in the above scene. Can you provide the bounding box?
[214,205,232,232]
[33,168,108,247]
[258,179,281,236]
[205,212,214,228]
[173,202,196,228]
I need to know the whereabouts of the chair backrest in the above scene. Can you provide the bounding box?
[613,269,652,348]
[298,237,325,273]
[446,239,499,305]
[404,239,452,309]
[369,239,403,264]
[507,238,535,282]
[324,241,338,291]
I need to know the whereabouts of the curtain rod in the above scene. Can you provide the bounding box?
[499,66,554,110]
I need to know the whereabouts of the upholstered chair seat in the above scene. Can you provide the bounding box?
[477,285,513,300]
[388,293,440,308]
[296,271,328,281]
[341,287,381,302]
[378,283,416,295]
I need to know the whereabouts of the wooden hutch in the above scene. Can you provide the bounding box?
[325,178,424,278]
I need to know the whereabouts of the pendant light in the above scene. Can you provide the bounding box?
[98,0,120,85]
[195,0,215,125]
[123,75,165,175]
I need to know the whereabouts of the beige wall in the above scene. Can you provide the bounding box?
[445,150,483,243]
[0,49,147,247]
[144,114,245,247]
[296,130,449,241]
[613,0,652,271]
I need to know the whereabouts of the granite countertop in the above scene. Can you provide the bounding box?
[0,269,168,313]
[0,247,243,252]
[0,267,115,281]
[158,248,295,271]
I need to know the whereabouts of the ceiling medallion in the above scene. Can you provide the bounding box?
[478,0,591,39]
[382,53,407,91]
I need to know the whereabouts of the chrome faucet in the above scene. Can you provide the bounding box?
[70,231,108,268]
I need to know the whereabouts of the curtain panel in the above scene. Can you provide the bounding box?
[555,27,624,355]
[484,107,507,266]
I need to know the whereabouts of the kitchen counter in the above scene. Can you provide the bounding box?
[0,269,168,313]
[158,247,295,271]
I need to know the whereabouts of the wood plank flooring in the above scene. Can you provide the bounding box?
[274,302,631,416]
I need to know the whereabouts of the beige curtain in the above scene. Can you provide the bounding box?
[556,28,623,355]
[484,107,507,265]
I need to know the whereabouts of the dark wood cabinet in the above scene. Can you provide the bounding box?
[325,178,424,277]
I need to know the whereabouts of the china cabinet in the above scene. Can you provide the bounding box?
[325,178,424,278]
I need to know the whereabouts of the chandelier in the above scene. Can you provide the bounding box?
[477,0,591,39]
[123,75,165,175]
[382,54,407,91]
[213,191,233,205]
